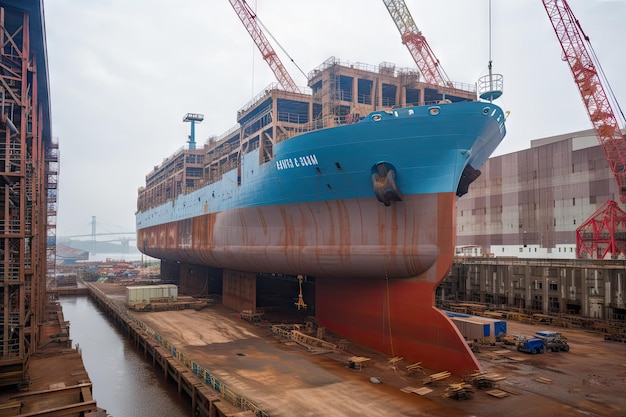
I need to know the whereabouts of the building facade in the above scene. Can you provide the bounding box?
[457,129,619,258]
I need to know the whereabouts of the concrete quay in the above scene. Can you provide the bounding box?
[0,301,107,417]
[88,281,626,417]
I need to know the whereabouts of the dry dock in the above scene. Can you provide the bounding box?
[0,301,106,416]
[87,281,626,417]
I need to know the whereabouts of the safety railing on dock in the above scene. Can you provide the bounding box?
[87,283,269,417]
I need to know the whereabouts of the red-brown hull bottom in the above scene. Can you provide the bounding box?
[316,276,481,375]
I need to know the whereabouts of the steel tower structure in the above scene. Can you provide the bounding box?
[0,1,54,387]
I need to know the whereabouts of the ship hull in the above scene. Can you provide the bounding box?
[139,192,481,373]
[139,193,449,279]
[137,101,506,374]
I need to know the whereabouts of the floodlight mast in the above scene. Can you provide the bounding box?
[183,113,204,150]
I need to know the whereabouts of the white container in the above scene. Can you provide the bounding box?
[126,284,178,307]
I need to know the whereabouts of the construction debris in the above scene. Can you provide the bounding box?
[388,356,403,369]
[422,371,451,385]
[445,383,474,400]
[486,389,510,398]
[463,371,506,389]
[406,362,424,375]
[239,310,264,322]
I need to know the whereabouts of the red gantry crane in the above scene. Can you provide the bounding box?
[543,0,626,258]
[381,0,450,87]
[228,0,300,93]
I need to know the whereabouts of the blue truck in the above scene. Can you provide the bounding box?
[535,331,570,352]
[517,338,545,354]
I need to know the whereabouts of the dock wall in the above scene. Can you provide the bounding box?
[443,257,626,330]
[87,284,260,417]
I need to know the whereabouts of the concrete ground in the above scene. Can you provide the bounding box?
[96,282,626,417]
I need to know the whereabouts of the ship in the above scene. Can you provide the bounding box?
[136,57,506,375]
[56,244,90,264]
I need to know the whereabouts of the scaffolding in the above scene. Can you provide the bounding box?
[0,3,52,388]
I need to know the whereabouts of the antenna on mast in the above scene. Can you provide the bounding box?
[478,0,503,102]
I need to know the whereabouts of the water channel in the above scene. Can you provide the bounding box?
[60,296,192,417]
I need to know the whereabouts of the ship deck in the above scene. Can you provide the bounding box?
[93,282,625,417]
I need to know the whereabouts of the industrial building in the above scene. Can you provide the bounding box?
[446,129,626,329]
[456,129,621,259]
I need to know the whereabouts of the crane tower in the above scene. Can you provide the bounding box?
[382,0,449,87]
[543,0,626,258]
[228,0,300,93]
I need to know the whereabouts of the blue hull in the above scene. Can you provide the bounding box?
[137,101,505,231]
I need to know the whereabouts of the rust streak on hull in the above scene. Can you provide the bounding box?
[138,192,480,374]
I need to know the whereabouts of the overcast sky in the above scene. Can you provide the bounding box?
[44,0,626,238]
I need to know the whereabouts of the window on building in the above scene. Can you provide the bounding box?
[573,197,576,206]
[549,283,558,291]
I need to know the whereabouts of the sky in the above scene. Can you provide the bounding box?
[44,0,626,239]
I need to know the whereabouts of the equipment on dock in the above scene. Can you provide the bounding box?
[535,330,570,352]
[348,356,371,370]
[517,338,545,354]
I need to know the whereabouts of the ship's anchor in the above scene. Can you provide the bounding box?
[372,163,403,206]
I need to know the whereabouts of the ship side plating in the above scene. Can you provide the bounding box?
[136,58,506,374]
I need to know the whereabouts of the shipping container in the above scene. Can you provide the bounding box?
[126,284,178,307]
[443,310,507,341]
[450,317,491,342]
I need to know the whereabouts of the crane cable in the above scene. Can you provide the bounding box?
[251,2,307,80]
[384,264,413,383]
[584,35,626,128]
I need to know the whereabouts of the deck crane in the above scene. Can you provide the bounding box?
[228,0,300,93]
[381,0,450,87]
[542,0,626,258]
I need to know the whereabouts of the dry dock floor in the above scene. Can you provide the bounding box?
[95,283,626,417]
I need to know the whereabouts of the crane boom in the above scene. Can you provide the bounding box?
[228,0,299,93]
[543,0,626,202]
[382,0,449,86]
